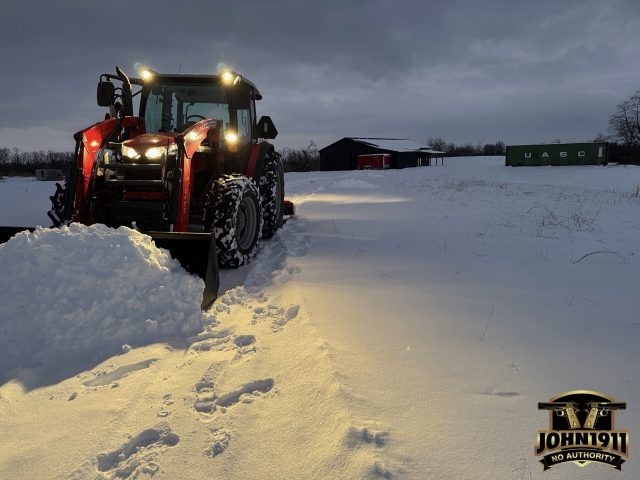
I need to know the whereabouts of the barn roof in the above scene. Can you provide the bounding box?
[321,137,445,154]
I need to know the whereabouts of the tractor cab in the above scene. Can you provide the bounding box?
[137,72,267,139]
[97,69,277,161]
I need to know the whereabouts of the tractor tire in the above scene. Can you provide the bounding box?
[259,150,285,239]
[203,174,263,268]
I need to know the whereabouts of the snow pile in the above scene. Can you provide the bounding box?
[0,224,205,372]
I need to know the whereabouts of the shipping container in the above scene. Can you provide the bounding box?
[357,154,391,170]
[505,142,608,167]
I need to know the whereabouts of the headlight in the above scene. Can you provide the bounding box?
[145,147,166,160]
[224,131,239,144]
[121,145,140,159]
[145,145,177,160]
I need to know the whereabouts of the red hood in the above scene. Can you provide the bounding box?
[123,132,178,150]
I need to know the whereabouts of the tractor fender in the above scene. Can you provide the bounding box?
[246,141,275,183]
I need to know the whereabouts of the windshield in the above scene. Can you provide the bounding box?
[144,84,231,133]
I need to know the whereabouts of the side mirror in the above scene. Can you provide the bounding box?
[97,81,115,107]
[256,116,278,139]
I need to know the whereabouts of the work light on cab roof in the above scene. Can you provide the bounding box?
[221,70,240,85]
[141,69,154,81]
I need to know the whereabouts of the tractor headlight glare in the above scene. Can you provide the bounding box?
[224,131,238,144]
[121,145,140,159]
[145,147,166,160]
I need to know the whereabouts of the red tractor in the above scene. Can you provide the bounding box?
[2,67,292,308]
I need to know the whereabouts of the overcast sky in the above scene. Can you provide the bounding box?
[1,0,639,152]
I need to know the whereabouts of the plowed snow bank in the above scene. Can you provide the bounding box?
[0,224,205,372]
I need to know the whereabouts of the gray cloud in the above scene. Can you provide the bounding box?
[0,0,639,151]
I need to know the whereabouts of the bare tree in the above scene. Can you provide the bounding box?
[427,136,447,152]
[281,141,320,172]
[0,147,10,167]
[608,90,640,147]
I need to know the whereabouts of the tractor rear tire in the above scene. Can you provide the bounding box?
[259,150,285,239]
[203,174,263,268]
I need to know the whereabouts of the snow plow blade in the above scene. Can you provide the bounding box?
[146,231,220,310]
[0,227,219,310]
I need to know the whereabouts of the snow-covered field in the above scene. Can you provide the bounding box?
[2,157,640,479]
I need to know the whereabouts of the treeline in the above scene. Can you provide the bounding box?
[427,137,506,156]
[0,144,324,175]
[0,148,74,176]
[4,136,638,178]
[280,142,321,172]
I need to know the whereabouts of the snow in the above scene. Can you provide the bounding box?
[0,224,206,374]
[2,159,640,479]
[0,177,55,226]
[331,178,377,189]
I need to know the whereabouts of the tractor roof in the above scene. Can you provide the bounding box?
[129,73,262,100]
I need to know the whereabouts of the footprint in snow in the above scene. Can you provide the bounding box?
[189,328,235,352]
[273,304,300,330]
[216,378,274,409]
[70,423,179,480]
[193,374,217,414]
[233,334,257,361]
[192,377,275,416]
[83,358,158,387]
[250,303,300,331]
[234,335,256,347]
[346,425,390,448]
[345,424,394,479]
[157,393,174,418]
[204,428,231,457]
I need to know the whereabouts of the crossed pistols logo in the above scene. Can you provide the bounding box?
[535,390,628,470]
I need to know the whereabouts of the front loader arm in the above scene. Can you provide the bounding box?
[173,119,222,232]
[66,117,145,224]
